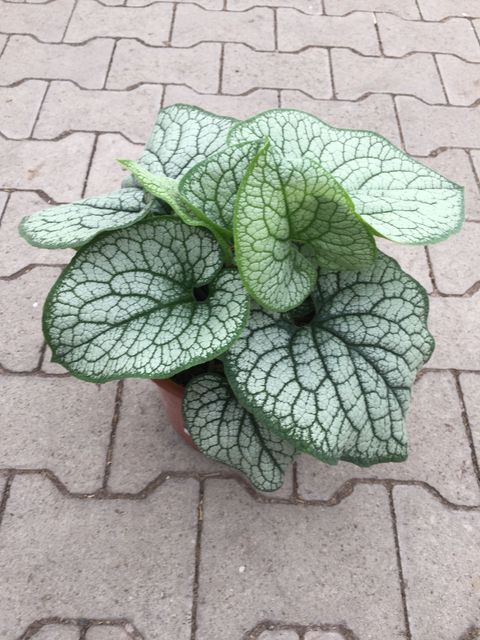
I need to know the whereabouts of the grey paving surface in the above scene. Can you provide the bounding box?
[0,1,479,638]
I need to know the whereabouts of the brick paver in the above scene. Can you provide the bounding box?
[2,2,480,638]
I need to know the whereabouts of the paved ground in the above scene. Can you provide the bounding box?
[1,1,480,639]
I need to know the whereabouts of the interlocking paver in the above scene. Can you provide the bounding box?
[163,85,279,118]
[0,191,73,277]
[33,624,80,640]
[34,82,163,142]
[0,376,117,492]
[0,475,198,640]
[394,486,480,640]
[0,268,60,371]
[324,0,420,18]
[459,373,480,459]
[376,239,432,293]
[86,626,130,640]
[226,0,322,11]
[83,134,143,197]
[197,481,405,640]
[65,0,173,45]
[427,296,480,370]
[0,36,115,89]
[0,81,47,138]
[428,223,480,293]
[109,379,293,497]
[107,41,221,92]
[223,45,332,98]
[436,55,480,106]
[421,149,480,221]
[377,14,480,61]
[331,50,445,103]
[304,633,345,640]
[172,5,275,50]
[297,372,480,505]
[0,134,94,202]
[418,0,480,19]
[396,97,480,155]
[258,632,299,640]
[0,0,75,41]
[279,93,401,145]
[277,10,380,55]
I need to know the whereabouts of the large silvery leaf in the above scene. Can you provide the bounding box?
[133,104,237,179]
[234,143,375,312]
[44,218,249,382]
[224,252,434,465]
[19,188,146,249]
[183,373,296,491]
[179,140,261,236]
[229,109,464,244]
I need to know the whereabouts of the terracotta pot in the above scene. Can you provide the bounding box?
[152,378,196,449]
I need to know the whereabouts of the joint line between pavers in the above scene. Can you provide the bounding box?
[61,0,80,43]
[29,81,51,140]
[190,479,205,640]
[167,2,178,45]
[388,487,412,640]
[372,11,384,56]
[102,380,125,490]
[81,132,99,198]
[272,7,278,51]
[432,53,450,104]
[0,473,13,530]
[218,42,225,94]
[423,246,440,293]
[392,95,406,150]
[103,39,118,90]
[454,371,480,489]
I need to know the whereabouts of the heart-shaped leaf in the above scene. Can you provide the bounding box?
[19,188,146,249]
[44,218,249,382]
[234,142,376,312]
[133,104,237,179]
[183,373,296,491]
[179,140,261,236]
[229,109,463,245]
[224,252,434,465]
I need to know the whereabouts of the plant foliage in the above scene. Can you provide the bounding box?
[20,104,463,491]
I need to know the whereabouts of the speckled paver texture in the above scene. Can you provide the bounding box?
[1,2,480,639]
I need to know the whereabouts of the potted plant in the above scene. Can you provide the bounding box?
[19,105,464,492]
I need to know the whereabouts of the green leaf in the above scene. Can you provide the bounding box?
[19,188,146,249]
[179,140,261,236]
[223,252,434,465]
[234,142,376,312]
[183,373,296,491]
[133,104,237,179]
[228,109,464,245]
[43,218,250,383]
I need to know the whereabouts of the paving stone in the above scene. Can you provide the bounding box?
[427,295,480,370]
[226,0,322,10]
[172,5,275,50]
[0,81,47,139]
[0,34,7,55]
[41,345,70,374]
[376,239,432,293]
[129,0,220,5]
[0,36,115,89]
[279,93,401,146]
[0,475,7,502]
[109,378,293,497]
[298,372,480,505]
[324,0,420,18]
[436,55,480,106]
[331,50,445,103]
[107,41,220,92]
[0,475,198,640]
[277,10,380,55]
[396,97,480,155]
[393,485,480,640]
[0,0,75,41]
[197,481,404,640]
[0,192,73,277]
[377,14,480,62]
[304,633,345,640]
[223,44,332,98]
[0,267,61,371]
[163,86,279,118]
[0,134,94,202]
[421,149,480,222]
[83,134,143,197]
[85,624,130,639]
[0,376,117,492]
[428,223,480,294]
[25,623,79,640]
[258,632,299,640]
[418,0,480,19]
[65,0,173,45]
[459,372,480,459]
[34,82,163,142]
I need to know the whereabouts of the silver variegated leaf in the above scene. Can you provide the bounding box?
[224,252,434,466]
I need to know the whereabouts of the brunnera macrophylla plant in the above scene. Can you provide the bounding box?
[19,105,464,492]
